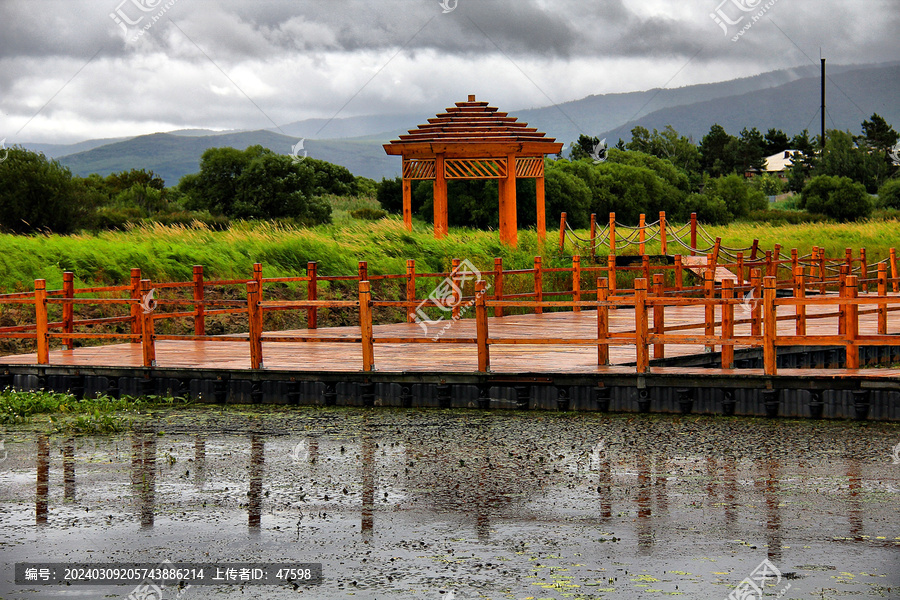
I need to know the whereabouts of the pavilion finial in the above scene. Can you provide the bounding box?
[468,94,475,102]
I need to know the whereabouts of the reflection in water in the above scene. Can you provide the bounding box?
[595,443,612,521]
[764,459,782,562]
[36,434,49,524]
[654,453,668,517]
[248,436,264,530]
[846,458,863,540]
[361,433,375,541]
[194,436,206,489]
[308,436,319,467]
[63,438,75,502]
[723,455,738,539]
[131,429,156,528]
[636,453,652,554]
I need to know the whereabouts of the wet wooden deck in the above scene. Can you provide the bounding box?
[1,302,898,376]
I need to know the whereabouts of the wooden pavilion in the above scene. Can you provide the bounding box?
[383,95,563,247]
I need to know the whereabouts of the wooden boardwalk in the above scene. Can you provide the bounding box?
[2,302,898,376]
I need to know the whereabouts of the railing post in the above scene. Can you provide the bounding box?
[359,280,374,372]
[722,279,734,369]
[639,213,646,255]
[674,255,683,291]
[34,280,49,365]
[642,254,650,282]
[690,213,697,255]
[659,211,667,255]
[193,265,205,336]
[736,252,745,287]
[750,269,762,337]
[493,257,504,318]
[247,281,262,370]
[704,266,715,353]
[558,212,567,253]
[890,248,899,293]
[794,266,806,336]
[859,248,868,293]
[773,244,782,278]
[652,273,665,359]
[451,258,462,320]
[818,249,827,294]
[750,239,759,261]
[839,266,849,335]
[844,275,859,369]
[130,268,142,343]
[358,261,368,284]
[634,278,649,373]
[609,213,616,255]
[845,248,853,272]
[533,256,543,315]
[405,259,415,324]
[712,237,722,267]
[790,248,799,281]
[877,262,887,335]
[475,280,489,372]
[140,279,156,368]
[597,277,609,366]
[765,251,774,278]
[763,275,777,376]
[307,261,318,329]
[607,254,617,296]
[589,213,597,258]
[572,255,582,313]
[253,263,263,300]
[62,272,74,350]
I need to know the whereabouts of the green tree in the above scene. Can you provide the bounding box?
[763,128,791,156]
[568,134,604,161]
[0,147,82,233]
[179,145,335,224]
[704,173,767,219]
[815,130,889,193]
[800,175,871,221]
[699,124,736,178]
[877,178,900,209]
[858,113,899,154]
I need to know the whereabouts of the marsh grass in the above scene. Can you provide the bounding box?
[0,389,191,433]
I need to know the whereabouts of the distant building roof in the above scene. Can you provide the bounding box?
[764,150,800,173]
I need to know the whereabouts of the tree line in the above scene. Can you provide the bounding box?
[0,115,897,234]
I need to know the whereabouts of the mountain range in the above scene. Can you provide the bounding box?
[22,61,900,186]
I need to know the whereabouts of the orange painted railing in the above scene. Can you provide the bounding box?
[1,251,898,375]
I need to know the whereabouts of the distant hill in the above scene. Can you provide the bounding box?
[33,61,900,184]
[57,130,398,185]
[597,64,900,143]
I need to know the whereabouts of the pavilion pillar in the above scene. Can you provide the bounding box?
[433,153,448,238]
[402,178,412,231]
[498,153,518,247]
[536,174,546,243]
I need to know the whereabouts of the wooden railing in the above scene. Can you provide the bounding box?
[1,248,898,376]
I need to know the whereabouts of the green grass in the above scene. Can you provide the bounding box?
[0,389,191,433]
[0,214,898,295]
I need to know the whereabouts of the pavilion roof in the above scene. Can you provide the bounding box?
[384,95,563,157]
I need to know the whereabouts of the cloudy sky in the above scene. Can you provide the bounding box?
[1,0,897,144]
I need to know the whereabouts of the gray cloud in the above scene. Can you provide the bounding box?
[0,0,896,143]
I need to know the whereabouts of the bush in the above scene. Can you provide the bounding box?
[683,192,730,224]
[705,173,767,219]
[744,209,829,225]
[801,175,872,221]
[877,178,900,209]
